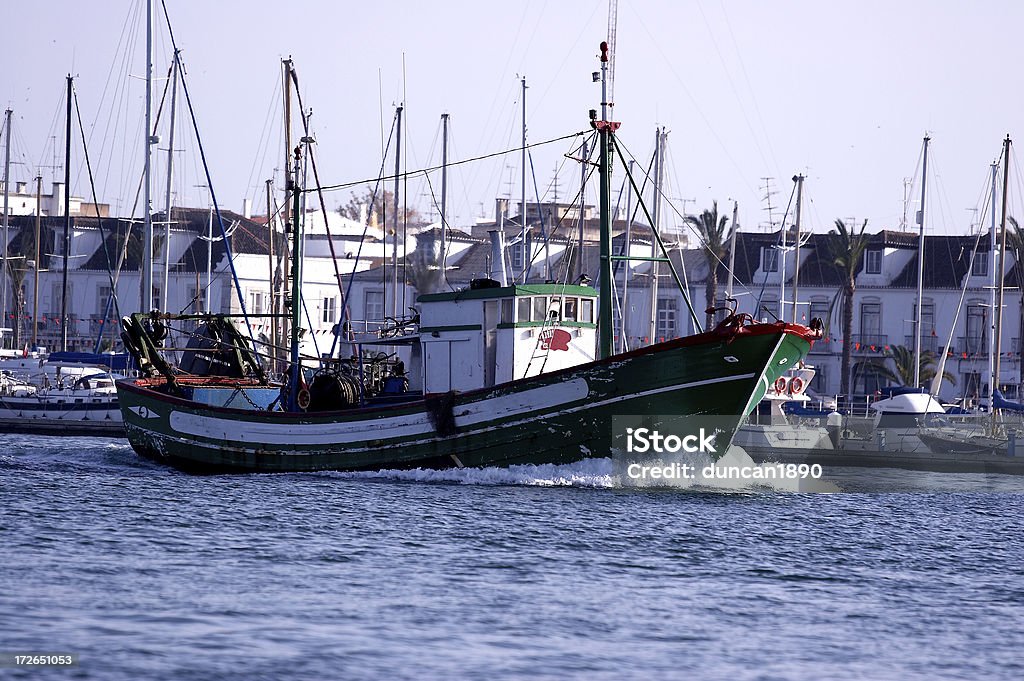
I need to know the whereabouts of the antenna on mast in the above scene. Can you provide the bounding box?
[606,0,618,107]
[760,177,777,231]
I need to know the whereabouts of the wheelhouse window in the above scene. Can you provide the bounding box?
[517,297,531,322]
[580,299,594,323]
[532,296,548,321]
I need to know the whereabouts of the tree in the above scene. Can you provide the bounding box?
[685,201,731,329]
[338,187,427,232]
[825,218,870,402]
[873,344,956,389]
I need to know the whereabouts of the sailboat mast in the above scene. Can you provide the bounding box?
[988,161,998,399]
[520,77,528,283]
[440,112,449,273]
[620,158,635,353]
[597,41,615,359]
[288,147,303,410]
[648,128,663,345]
[141,0,154,312]
[162,50,180,305]
[391,105,402,318]
[913,135,930,388]
[791,175,804,322]
[32,176,41,349]
[993,135,1011,416]
[2,108,10,335]
[61,75,72,353]
[281,58,293,363]
[266,178,277,373]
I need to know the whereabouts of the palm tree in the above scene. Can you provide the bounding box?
[873,344,956,388]
[825,218,870,402]
[685,201,731,329]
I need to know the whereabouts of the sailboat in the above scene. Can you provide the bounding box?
[114,41,820,473]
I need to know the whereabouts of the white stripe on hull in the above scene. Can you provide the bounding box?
[145,372,756,454]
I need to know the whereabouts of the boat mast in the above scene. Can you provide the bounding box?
[32,176,41,349]
[596,41,616,359]
[576,139,587,284]
[440,112,449,275]
[988,161,998,400]
[520,77,528,283]
[791,175,804,322]
[391,105,402,317]
[281,58,292,356]
[993,135,1011,422]
[620,158,634,352]
[161,50,180,306]
[205,206,212,312]
[2,107,10,337]
[647,127,663,345]
[266,179,276,370]
[61,75,72,353]
[726,200,738,301]
[141,0,154,312]
[913,136,930,388]
[288,146,303,410]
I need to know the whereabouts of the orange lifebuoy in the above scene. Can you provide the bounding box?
[789,377,804,394]
[773,377,787,394]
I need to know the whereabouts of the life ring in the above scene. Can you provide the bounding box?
[297,388,311,410]
[773,377,787,394]
[789,377,804,394]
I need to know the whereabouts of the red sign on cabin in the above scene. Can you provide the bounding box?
[539,328,572,352]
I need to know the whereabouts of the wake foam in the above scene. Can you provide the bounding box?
[324,447,838,492]
[328,457,618,488]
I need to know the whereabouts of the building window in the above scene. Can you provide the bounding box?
[656,298,677,340]
[972,250,989,277]
[811,366,828,395]
[364,290,384,321]
[762,247,778,272]
[96,286,112,316]
[322,296,336,323]
[865,249,882,274]
[859,302,881,338]
[809,299,829,327]
[965,304,986,354]
[249,290,266,316]
[152,287,162,311]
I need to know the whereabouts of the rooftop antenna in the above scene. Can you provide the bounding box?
[760,177,777,232]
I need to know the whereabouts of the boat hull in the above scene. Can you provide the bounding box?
[116,325,813,473]
[0,394,123,436]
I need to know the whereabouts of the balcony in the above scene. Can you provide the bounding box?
[957,336,987,356]
[904,335,939,354]
[850,334,888,353]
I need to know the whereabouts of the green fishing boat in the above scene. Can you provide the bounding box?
[115,41,819,474]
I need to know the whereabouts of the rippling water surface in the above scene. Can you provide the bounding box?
[2,435,1024,680]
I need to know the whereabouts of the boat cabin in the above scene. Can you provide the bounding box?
[416,282,597,393]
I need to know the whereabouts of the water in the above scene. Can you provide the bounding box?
[2,435,1024,680]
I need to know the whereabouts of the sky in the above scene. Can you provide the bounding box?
[2,0,1023,238]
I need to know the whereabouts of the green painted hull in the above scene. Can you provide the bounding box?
[116,325,813,473]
